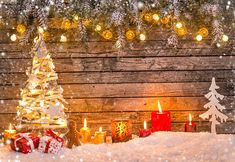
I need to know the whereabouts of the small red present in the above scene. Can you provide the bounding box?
[10,133,40,154]
[38,129,64,154]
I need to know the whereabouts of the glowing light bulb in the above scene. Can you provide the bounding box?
[175,22,183,29]
[31,82,37,88]
[40,101,44,107]
[38,26,44,33]
[137,1,144,9]
[73,15,79,21]
[60,35,67,42]
[10,34,17,41]
[216,43,221,48]
[196,34,203,41]
[95,24,102,32]
[222,34,229,42]
[139,33,146,41]
[33,36,39,43]
[152,14,160,21]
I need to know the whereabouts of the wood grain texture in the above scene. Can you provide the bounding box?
[0,82,234,100]
[0,70,234,85]
[0,28,234,133]
[0,56,234,73]
[1,96,234,113]
[1,48,234,59]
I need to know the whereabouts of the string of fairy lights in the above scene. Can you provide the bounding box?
[1,0,234,48]
[10,16,230,43]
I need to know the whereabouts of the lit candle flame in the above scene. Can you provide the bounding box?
[84,118,87,128]
[189,114,192,125]
[99,127,102,132]
[144,120,147,130]
[9,123,12,131]
[158,100,162,113]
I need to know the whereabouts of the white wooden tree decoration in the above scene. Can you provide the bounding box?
[16,32,67,125]
[199,77,228,133]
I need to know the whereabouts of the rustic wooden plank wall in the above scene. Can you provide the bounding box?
[0,27,234,135]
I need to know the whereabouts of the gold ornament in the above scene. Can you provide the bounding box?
[176,27,187,36]
[102,30,113,40]
[198,27,209,37]
[161,15,170,24]
[62,19,71,30]
[16,24,26,34]
[125,30,135,40]
[144,13,153,22]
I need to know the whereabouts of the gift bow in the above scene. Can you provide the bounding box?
[46,129,64,144]
[14,133,35,151]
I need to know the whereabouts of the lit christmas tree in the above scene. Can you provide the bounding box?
[17,32,67,125]
[199,77,228,133]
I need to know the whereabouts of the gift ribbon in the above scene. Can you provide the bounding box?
[46,129,64,144]
[14,133,35,151]
[45,138,53,153]
[44,129,64,153]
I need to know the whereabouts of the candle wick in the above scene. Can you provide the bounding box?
[189,122,192,126]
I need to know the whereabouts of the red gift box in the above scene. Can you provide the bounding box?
[38,129,64,154]
[10,133,40,154]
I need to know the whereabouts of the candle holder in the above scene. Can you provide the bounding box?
[185,122,197,132]
[93,127,106,144]
[151,100,171,132]
[184,114,197,132]
[80,118,91,144]
[139,121,151,137]
[4,124,16,144]
[111,119,132,143]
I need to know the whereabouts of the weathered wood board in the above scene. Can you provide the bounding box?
[0,27,234,134]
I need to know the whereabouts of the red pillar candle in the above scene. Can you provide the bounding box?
[185,114,197,132]
[139,121,151,137]
[151,100,171,132]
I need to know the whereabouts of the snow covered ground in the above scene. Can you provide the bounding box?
[0,132,235,162]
